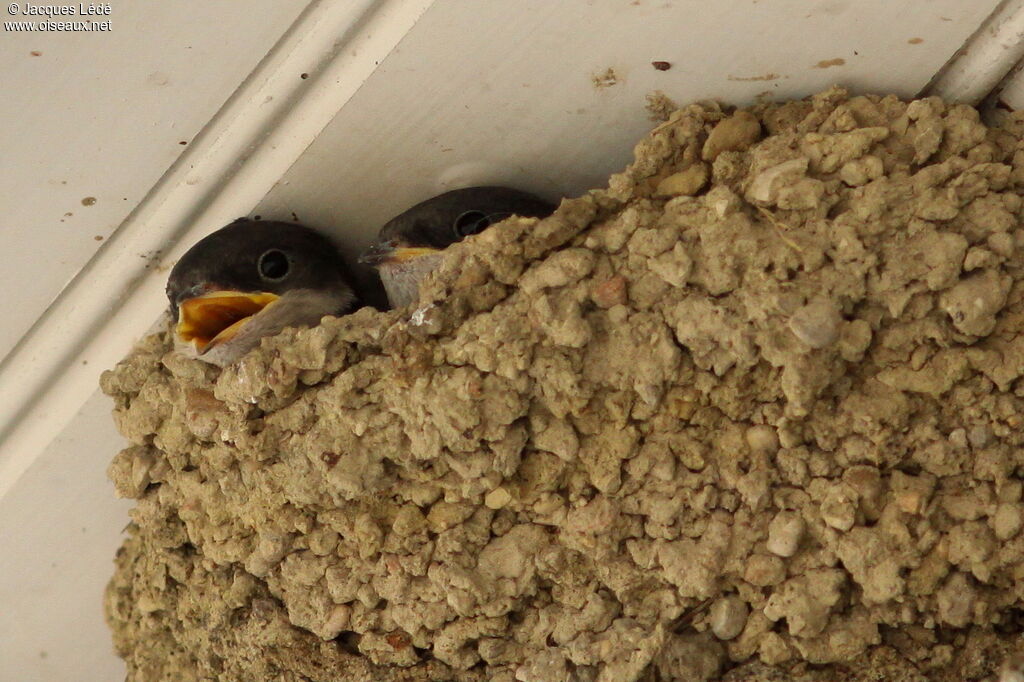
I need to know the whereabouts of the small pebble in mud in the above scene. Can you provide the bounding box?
[787,299,841,349]
[654,162,708,197]
[701,110,761,161]
[994,504,1023,540]
[484,487,512,510]
[709,596,748,640]
[744,554,787,587]
[766,512,805,557]
[744,425,779,454]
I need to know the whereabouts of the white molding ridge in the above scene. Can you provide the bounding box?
[0,0,436,501]
[924,0,1024,103]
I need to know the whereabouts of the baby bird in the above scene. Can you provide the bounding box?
[359,186,554,309]
[166,218,358,366]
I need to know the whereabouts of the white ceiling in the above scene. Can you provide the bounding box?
[0,391,133,681]
[0,0,310,362]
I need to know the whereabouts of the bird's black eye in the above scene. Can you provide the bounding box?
[453,211,491,238]
[258,249,290,281]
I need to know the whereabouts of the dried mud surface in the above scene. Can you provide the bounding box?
[104,88,1024,681]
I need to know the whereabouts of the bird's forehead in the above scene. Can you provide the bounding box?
[168,234,269,294]
[378,215,420,241]
[375,222,416,249]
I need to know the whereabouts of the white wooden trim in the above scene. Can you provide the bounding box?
[924,0,1024,103]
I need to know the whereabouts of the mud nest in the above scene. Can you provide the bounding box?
[104,88,1024,681]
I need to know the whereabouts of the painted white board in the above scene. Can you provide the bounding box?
[0,389,133,682]
[0,0,311,363]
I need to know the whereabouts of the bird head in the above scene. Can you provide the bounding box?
[358,187,554,308]
[166,219,357,364]
[359,186,554,267]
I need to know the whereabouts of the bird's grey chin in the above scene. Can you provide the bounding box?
[378,253,445,309]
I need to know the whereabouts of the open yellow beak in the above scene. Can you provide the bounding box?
[176,291,279,352]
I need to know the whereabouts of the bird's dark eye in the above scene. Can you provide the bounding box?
[453,211,491,238]
[258,249,290,281]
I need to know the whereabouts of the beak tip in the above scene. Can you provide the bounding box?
[358,242,391,266]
